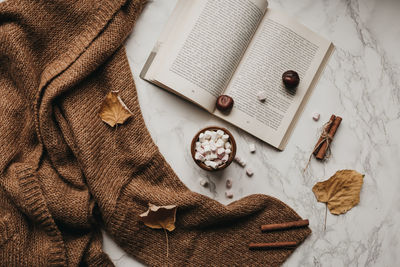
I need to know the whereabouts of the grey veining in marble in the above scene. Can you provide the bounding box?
[102,0,400,266]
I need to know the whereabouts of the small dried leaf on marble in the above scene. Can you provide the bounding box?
[312,170,364,215]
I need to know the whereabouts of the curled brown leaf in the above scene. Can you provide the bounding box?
[99,91,132,127]
[312,170,364,215]
[139,203,177,232]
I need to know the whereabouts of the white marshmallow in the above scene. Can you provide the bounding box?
[210,131,217,141]
[225,148,231,155]
[196,141,201,148]
[313,113,320,121]
[214,159,223,166]
[225,142,231,149]
[203,145,211,153]
[221,154,229,162]
[202,140,209,146]
[196,147,204,155]
[206,153,218,161]
[225,190,233,198]
[216,139,225,148]
[216,130,224,137]
[249,144,256,153]
[205,160,218,169]
[209,142,217,152]
[222,134,229,142]
[199,133,206,142]
[234,156,246,167]
[217,147,225,156]
[257,91,267,101]
[246,168,254,177]
[204,130,212,140]
[194,152,204,161]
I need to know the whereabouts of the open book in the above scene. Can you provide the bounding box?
[140,0,334,150]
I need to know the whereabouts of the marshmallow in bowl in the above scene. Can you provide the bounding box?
[195,129,232,169]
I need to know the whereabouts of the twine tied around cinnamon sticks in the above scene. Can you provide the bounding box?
[304,115,342,172]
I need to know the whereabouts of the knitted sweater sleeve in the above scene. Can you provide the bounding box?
[0,0,148,266]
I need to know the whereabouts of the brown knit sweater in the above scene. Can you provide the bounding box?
[0,0,310,266]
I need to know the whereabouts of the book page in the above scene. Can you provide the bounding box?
[215,9,333,149]
[143,0,268,112]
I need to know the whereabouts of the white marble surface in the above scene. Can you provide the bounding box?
[103,0,400,266]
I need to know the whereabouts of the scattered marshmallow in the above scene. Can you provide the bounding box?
[246,168,254,177]
[225,190,233,198]
[226,179,232,189]
[257,91,268,101]
[195,129,232,169]
[200,178,209,187]
[313,113,320,121]
[249,143,256,153]
[234,156,246,167]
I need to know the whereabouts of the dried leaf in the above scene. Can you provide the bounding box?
[312,170,364,215]
[99,91,132,127]
[139,203,177,232]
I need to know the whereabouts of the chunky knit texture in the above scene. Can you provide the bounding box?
[0,0,311,266]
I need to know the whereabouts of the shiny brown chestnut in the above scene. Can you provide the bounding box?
[282,70,300,89]
[216,95,234,112]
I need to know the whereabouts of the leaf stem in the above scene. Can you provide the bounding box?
[324,204,327,231]
[114,124,118,151]
[164,228,169,266]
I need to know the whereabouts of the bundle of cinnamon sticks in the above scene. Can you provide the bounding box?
[313,114,342,160]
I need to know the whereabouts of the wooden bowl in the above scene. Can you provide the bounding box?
[191,126,237,171]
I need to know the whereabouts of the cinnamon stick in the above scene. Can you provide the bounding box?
[316,116,342,160]
[261,219,309,232]
[249,242,297,250]
[313,115,336,156]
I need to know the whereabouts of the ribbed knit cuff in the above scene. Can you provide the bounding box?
[13,164,67,266]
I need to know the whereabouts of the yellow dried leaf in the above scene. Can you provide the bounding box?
[139,203,177,232]
[312,170,364,215]
[99,91,132,127]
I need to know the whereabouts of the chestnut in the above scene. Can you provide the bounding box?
[216,95,234,112]
[282,70,300,89]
